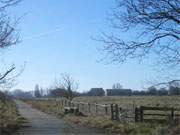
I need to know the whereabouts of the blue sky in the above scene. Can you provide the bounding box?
[1,0,161,91]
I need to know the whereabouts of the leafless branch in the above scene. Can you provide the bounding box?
[153,79,180,87]
[100,0,180,68]
[0,65,15,80]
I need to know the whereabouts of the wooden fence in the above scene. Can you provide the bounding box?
[134,106,180,122]
[35,98,180,123]
[60,99,111,116]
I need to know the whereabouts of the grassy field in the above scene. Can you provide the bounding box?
[0,99,26,134]
[24,96,180,135]
[73,96,180,109]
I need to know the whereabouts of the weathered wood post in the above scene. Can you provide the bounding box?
[88,103,91,113]
[133,100,135,113]
[95,102,98,114]
[171,107,174,121]
[115,104,119,120]
[65,100,67,106]
[111,104,114,120]
[56,100,59,113]
[140,106,143,122]
[135,107,139,122]
[105,104,108,115]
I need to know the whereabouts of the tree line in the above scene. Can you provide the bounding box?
[38,86,180,98]
[9,78,180,101]
[80,85,180,96]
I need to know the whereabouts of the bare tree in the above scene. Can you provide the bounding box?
[53,73,79,100]
[0,0,21,48]
[0,0,21,88]
[100,0,180,68]
[0,2,21,131]
[112,83,123,89]
[60,73,79,100]
[0,62,25,91]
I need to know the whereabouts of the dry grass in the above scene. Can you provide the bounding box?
[0,99,26,134]
[73,96,180,109]
[26,99,161,135]
[24,96,180,135]
[64,115,162,135]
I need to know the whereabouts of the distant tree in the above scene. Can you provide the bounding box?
[132,90,142,95]
[49,88,67,98]
[147,86,158,95]
[139,91,147,96]
[112,83,123,89]
[151,80,180,95]
[52,73,79,100]
[169,86,180,95]
[34,84,41,98]
[40,87,44,97]
[87,88,105,96]
[157,88,168,96]
[12,89,33,99]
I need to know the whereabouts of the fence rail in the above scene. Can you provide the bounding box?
[34,98,180,123]
[135,106,180,122]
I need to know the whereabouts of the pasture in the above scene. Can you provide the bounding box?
[24,96,180,135]
[73,96,180,109]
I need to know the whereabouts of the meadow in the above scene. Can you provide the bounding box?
[25,96,180,135]
[73,96,180,109]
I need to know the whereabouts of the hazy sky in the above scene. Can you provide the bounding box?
[1,0,164,91]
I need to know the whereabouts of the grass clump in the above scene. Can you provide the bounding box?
[63,115,160,135]
[0,99,27,134]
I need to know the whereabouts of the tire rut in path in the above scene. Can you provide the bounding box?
[14,100,108,135]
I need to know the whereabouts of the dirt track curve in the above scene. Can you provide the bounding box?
[14,100,111,135]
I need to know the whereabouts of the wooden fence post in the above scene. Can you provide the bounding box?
[115,104,119,120]
[105,104,108,115]
[88,103,91,113]
[65,100,67,106]
[95,103,98,114]
[135,107,139,122]
[171,107,174,121]
[111,104,119,120]
[111,104,114,120]
[133,100,135,113]
[140,106,143,122]
[56,101,59,113]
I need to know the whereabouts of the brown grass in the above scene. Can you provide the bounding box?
[24,96,180,135]
[0,100,27,134]
[73,96,180,109]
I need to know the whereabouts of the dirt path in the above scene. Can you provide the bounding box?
[14,100,109,135]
